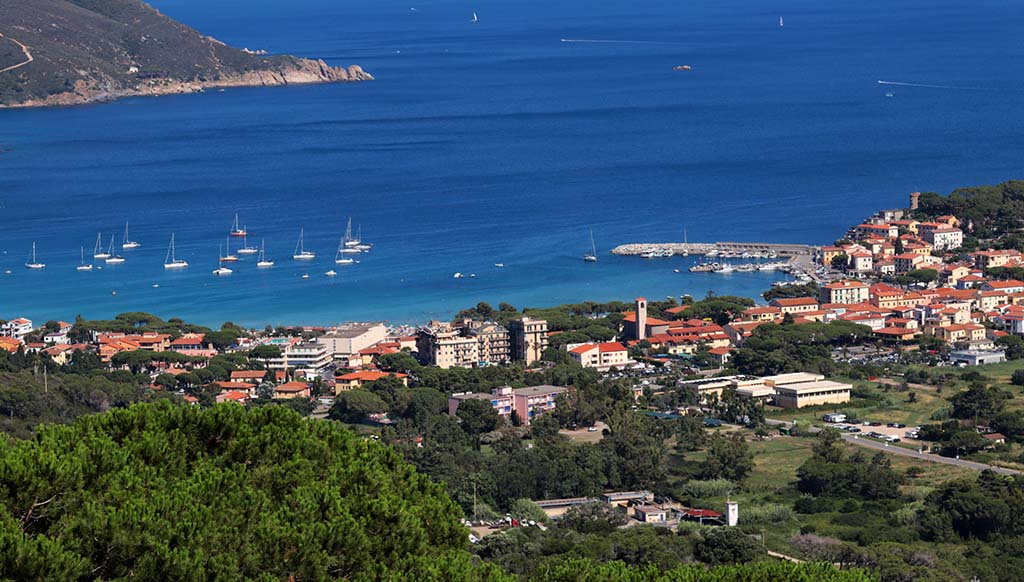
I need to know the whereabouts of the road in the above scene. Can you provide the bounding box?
[766,419,1021,475]
[0,32,33,74]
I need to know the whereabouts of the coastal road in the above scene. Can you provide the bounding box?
[765,419,1020,475]
[0,32,33,74]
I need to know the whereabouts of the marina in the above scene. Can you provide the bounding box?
[611,241,818,258]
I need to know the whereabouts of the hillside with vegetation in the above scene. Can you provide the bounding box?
[0,0,371,107]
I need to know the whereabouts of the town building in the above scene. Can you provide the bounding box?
[316,323,389,362]
[922,226,963,251]
[447,384,567,425]
[273,381,312,399]
[764,373,852,409]
[769,297,820,314]
[460,320,511,365]
[623,297,670,340]
[416,321,481,369]
[0,318,33,339]
[820,280,869,305]
[266,342,332,376]
[335,370,409,392]
[949,349,1007,366]
[567,342,632,371]
[508,316,549,364]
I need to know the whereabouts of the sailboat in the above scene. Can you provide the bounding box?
[25,242,45,269]
[220,236,239,262]
[353,225,373,251]
[336,236,356,265]
[293,228,316,260]
[213,246,233,275]
[779,16,784,27]
[471,12,478,23]
[76,246,93,271]
[237,234,258,255]
[256,239,274,268]
[583,228,598,262]
[105,235,126,264]
[93,233,111,260]
[122,221,140,249]
[340,218,361,253]
[164,234,189,269]
[229,213,247,237]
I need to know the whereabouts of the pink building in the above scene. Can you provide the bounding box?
[448,385,567,425]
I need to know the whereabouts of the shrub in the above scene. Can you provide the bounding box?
[737,503,795,526]
[680,479,737,499]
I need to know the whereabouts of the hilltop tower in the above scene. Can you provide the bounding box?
[635,297,647,340]
[909,191,920,211]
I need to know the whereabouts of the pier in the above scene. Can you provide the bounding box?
[610,242,818,257]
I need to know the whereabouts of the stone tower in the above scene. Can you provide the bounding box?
[635,297,647,340]
[909,191,920,211]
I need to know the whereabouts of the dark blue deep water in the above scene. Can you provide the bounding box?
[1,0,1023,326]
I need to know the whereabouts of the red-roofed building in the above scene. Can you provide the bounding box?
[274,381,311,400]
[336,370,409,392]
[568,342,632,371]
[769,297,819,314]
[820,280,869,305]
[169,334,217,358]
[216,390,251,405]
[230,370,269,383]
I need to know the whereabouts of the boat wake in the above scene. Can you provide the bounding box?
[877,80,1005,92]
[561,38,684,46]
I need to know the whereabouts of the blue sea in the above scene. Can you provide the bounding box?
[1,0,1023,327]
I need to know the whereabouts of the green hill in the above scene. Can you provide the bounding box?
[0,0,371,107]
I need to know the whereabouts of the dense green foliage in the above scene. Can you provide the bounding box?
[915,180,1024,243]
[762,283,819,301]
[732,321,873,376]
[0,402,475,581]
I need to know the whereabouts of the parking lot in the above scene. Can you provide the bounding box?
[823,420,920,443]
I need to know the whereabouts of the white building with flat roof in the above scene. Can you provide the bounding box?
[317,323,388,361]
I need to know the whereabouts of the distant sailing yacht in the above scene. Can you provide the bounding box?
[93,233,111,260]
[471,12,478,23]
[256,239,275,268]
[336,236,356,265]
[122,221,140,249]
[340,218,361,253]
[583,228,598,262]
[105,235,126,264]
[220,236,239,262]
[353,225,373,251]
[213,245,234,275]
[293,228,316,260]
[25,242,45,269]
[76,246,93,271]
[779,16,784,27]
[229,213,247,237]
[237,234,258,255]
[164,234,189,269]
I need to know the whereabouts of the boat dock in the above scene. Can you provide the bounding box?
[610,242,818,257]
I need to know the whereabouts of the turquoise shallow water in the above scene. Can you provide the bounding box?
[1,0,1023,326]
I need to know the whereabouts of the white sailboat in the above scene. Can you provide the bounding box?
[237,234,258,255]
[93,233,111,260]
[230,213,247,237]
[779,16,784,27]
[122,221,140,249]
[336,236,355,265]
[256,239,274,268]
[76,246,93,271]
[164,234,189,269]
[325,270,337,277]
[105,235,126,264]
[220,236,239,262]
[293,228,316,260]
[471,12,478,23]
[583,228,598,262]
[25,242,45,269]
[213,245,233,275]
[340,218,361,253]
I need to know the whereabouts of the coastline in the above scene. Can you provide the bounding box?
[0,60,372,109]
